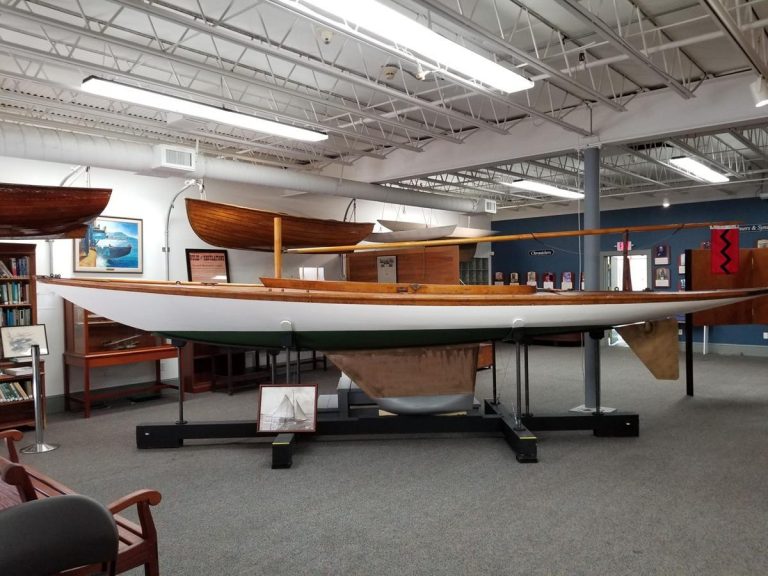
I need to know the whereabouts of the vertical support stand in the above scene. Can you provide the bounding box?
[171,339,187,425]
[513,340,524,430]
[21,345,58,454]
[491,341,498,404]
[274,216,282,279]
[684,249,694,396]
[523,343,531,417]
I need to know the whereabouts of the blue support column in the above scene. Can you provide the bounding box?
[582,146,601,410]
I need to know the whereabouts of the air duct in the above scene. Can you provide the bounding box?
[0,124,482,213]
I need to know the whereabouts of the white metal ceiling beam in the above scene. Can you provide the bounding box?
[411,0,624,112]
[106,0,508,136]
[551,0,695,98]
[699,0,768,79]
[337,72,765,183]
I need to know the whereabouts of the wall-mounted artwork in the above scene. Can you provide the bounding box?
[509,272,519,285]
[654,267,670,288]
[526,271,537,287]
[654,244,670,265]
[258,384,318,433]
[542,272,555,289]
[561,271,574,291]
[74,216,143,273]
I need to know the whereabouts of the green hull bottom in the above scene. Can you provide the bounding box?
[157,328,518,350]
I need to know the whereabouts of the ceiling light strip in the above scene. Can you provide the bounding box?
[299,0,533,94]
[81,76,328,142]
[502,180,585,199]
[668,157,729,183]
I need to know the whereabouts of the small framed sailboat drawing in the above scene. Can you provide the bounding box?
[258,384,318,433]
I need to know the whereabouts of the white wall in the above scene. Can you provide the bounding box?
[1,156,481,400]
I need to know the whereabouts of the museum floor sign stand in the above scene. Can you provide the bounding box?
[22,344,58,454]
[135,337,639,465]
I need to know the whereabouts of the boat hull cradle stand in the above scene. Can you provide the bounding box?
[135,339,639,465]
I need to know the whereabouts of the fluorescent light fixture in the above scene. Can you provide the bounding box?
[81,76,328,142]
[300,0,533,94]
[503,179,585,199]
[662,197,670,208]
[668,156,729,183]
[750,76,768,107]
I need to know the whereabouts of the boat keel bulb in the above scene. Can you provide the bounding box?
[280,320,293,331]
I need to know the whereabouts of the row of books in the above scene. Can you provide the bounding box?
[1,308,32,327]
[0,257,30,278]
[0,381,30,402]
[0,282,30,305]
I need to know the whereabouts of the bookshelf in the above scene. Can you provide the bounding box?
[0,360,45,430]
[0,242,39,430]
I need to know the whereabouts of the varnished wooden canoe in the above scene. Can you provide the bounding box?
[38,276,768,351]
[185,198,374,251]
[0,183,111,239]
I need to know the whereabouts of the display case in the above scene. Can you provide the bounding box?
[63,300,177,418]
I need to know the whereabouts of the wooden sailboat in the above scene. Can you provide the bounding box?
[38,276,768,351]
[0,183,111,239]
[185,198,374,251]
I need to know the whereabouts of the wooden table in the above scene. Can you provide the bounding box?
[63,345,178,418]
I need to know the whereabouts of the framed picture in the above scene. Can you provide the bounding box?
[654,267,671,288]
[258,384,318,433]
[493,271,504,285]
[542,272,555,289]
[1,324,48,359]
[74,216,143,273]
[561,271,574,291]
[185,249,230,283]
[509,272,519,285]
[653,244,670,265]
[526,271,538,287]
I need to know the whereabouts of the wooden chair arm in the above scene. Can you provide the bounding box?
[0,430,23,463]
[107,489,162,515]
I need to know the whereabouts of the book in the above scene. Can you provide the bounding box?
[0,382,20,401]
[3,366,33,376]
[11,381,29,400]
[0,259,11,278]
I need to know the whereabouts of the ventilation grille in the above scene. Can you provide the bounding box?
[483,199,497,214]
[152,145,196,171]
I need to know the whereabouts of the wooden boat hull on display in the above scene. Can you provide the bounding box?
[0,183,112,239]
[185,198,374,250]
[38,277,768,351]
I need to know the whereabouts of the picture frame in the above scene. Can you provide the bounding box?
[653,243,670,265]
[509,272,519,285]
[185,249,230,283]
[561,271,574,291]
[542,272,555,289]
[0,324,49,359]
[493,271,504,285]
[654,267,671,288]
[526,271,538,287]
[258,384,318,433]
[74,216,143,273]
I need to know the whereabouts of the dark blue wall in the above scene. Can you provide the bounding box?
[492,197,768,346]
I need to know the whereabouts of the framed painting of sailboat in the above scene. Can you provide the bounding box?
[258,384,318,433]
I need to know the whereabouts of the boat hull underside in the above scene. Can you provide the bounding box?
[157,325,601,349]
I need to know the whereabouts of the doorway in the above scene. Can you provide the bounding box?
[602,250,651,346]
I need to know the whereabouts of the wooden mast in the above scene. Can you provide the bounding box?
[286,221,738,254]
[273,216,282,279]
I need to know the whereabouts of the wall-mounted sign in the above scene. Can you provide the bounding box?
[528,249,554,256]
[616,241,633,251]
[738,224,768,232]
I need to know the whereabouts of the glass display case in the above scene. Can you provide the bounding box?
[65,302,165,354]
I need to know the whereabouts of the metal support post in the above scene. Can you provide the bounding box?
[21,345,58,454]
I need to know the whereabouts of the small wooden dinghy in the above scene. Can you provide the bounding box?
[0,183,111,239]
[185,198,374,251]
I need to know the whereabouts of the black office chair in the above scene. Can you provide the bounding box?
[0,494,119,575]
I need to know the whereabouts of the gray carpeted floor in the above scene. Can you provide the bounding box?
[11,344,768,576]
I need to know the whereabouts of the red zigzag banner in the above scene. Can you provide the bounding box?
[710,226,739,274]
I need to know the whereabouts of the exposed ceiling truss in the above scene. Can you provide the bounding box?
[0,0,767,212]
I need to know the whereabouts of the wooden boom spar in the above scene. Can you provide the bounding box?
[286,221,738,254]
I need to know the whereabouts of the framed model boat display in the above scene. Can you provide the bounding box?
[74,216,143,273]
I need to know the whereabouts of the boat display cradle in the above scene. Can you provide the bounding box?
[136,339,640,466]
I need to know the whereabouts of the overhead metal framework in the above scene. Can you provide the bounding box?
[0,0,766,211]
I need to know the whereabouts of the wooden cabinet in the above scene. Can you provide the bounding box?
[0,243,40,430]
[63,301,177,418]
[0,360,44,430]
